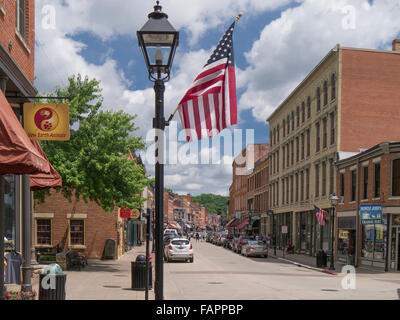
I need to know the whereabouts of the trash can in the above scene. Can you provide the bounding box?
[39,263,67,300]
[316,250,327,268]
[131,254,152,290]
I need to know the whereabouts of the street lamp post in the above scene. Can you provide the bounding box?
[329,194,339,271]
[137,1,179,300]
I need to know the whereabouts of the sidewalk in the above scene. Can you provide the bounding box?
[268,248,397,276]
[32,245,155,300]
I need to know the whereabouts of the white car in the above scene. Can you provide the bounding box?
[164,238,194,263]
[164,228,179,237]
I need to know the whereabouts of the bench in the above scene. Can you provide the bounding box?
[66,251,87,271]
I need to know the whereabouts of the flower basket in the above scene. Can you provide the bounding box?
[5,290,37,300]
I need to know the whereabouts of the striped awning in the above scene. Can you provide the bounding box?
[226,218,238,228]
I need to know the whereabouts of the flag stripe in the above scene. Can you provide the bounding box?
[176,22,237,142]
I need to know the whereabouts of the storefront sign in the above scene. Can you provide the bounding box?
[23,103,70,140]
[360,204,382,224]
[119,206,131,219]
[281,225,288,234]
[130,209,140,220]
[338,230,349,239]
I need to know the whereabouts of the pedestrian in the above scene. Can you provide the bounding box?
[196,233,200,242]
[188,233,191,241]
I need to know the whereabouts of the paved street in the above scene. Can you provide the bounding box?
[164,240,400,300]
[32,241,400,300]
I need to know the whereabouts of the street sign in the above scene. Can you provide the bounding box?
[360,204,382,224]
[281,225,288,234]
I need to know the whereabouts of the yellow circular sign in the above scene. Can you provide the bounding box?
[130,209,140,219]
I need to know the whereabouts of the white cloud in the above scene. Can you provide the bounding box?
[238,0,400,122]
[34,0,400,197]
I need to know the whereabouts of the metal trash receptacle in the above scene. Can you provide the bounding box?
[131,254,152,290]
[39,263,67,300]
[316,250,327,268]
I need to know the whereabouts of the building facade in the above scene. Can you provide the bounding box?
[1,0,37,263]
[336,142,400,272]
[267,41,400,256]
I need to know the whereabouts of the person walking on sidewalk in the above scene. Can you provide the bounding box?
[195,233,200,242]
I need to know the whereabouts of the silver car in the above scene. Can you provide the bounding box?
[241,240,268,257]
[164,238,194,263]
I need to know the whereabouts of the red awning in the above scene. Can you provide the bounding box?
[0,91,50,174]
[30,140,62,191]
[236,217,250,229]
[226,218,238,228]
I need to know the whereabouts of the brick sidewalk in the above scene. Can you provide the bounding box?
[32,245,155,300]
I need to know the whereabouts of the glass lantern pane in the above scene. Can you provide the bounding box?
[146,46,171,66]
[142,33,174,45]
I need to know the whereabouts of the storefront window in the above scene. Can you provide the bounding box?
[4,175,16,249]
[361,223,387,261]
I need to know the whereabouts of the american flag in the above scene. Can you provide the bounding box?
[314,205,328,226]
[177,22,238,142]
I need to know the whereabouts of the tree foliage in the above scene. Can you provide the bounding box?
[192,194,229,215]
[35,74,150,212]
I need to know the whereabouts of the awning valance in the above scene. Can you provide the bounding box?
[236,217,250,230]
[0,91,50,174]
[226,218,238,228]
[30,140,62,191]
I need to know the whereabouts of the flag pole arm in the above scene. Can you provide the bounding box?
[165,13,242,126]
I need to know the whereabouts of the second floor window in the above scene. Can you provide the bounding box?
[16,0,26,39]
[392,159,400,196]
[306,129,310,157]
[307,96,311,118]
[322,161,326,196]
[301,133,305,160]
[340,172,345,198]
[363,166,369,199]
[330,113,335,145]
[317,87,321,111]
[351,170,356,202]
[331,73,336,101]
[374,163,380,198]
[323,81,328,106]
[306,169,310,200]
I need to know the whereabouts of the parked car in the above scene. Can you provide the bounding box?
[217,235,227,246]
[164,228,179,238]
[163,234,178,247]
[223,234,235,249]
[241,240,268,257]
[233,236,250,253]
[164,238,194,263]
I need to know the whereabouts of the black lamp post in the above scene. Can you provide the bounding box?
[137,1,179,301]
[329,194,339,270]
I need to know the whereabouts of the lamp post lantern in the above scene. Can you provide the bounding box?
[137,1,179,300]
[329,194,339,270]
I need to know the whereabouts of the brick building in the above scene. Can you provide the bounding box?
[267,40,400,258]
[247,153,270,237]
[34,190,124,260]
[228,144,269,235]
[336,142,400,272]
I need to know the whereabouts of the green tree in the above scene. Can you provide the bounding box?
[192,194,229,215]
[35,74,150,212]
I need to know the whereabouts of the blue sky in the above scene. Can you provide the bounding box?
[34,0,400,196]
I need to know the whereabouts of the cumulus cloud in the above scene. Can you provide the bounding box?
[34,0,400,196]
[239,0,400,121]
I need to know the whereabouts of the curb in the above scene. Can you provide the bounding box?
[269,254,339,276]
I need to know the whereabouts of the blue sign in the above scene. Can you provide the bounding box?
[360,204,382,224]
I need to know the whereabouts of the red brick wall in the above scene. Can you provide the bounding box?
[0,0,35,82]
[340,49,400,152]
[34,190,119,259]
